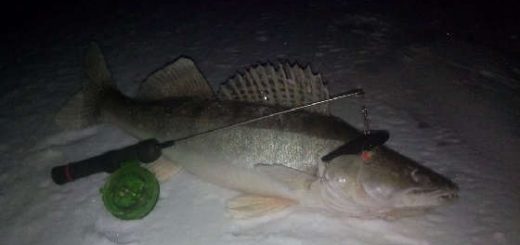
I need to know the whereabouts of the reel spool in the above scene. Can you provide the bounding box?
[100,160,159,220]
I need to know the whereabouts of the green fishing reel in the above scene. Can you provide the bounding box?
[100,160,159,220]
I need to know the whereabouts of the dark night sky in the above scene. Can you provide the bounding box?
[1,0,518,58]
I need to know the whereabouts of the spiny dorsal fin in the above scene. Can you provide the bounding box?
[137,57,214,100]
[218,62,330,114]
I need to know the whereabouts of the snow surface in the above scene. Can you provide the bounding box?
[1,1,519,245]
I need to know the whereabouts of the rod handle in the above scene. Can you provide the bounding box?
[51,139,161,185]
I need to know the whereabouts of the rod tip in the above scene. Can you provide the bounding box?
[354,88,365,96]
[342,88,364,96]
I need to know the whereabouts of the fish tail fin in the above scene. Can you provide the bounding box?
[55,43,115,129]
[83,42,113,87]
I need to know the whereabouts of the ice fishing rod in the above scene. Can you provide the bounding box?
[51,88,365,185]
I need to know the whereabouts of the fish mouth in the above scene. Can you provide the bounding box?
[407,187,458,204]
[437,190,458,201]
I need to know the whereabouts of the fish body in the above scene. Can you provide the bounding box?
[104,95,355,197]
[57,43,458,219]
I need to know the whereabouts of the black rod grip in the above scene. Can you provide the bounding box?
[51,139,162,185]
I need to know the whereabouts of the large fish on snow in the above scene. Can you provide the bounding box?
[56,43,458,219]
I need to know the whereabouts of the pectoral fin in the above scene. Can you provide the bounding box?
[254,163,317,191]
[227,195,296,219]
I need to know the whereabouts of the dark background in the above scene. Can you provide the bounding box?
[1,0,518,58]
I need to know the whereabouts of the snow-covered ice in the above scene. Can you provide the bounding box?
[1,1,518,244]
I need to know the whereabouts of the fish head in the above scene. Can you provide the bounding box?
[321,147,458,216]
[357,147,458,208]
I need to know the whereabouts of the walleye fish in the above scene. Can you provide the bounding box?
[56,43,458,219]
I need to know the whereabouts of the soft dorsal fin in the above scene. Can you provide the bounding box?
[217,62,330,114]
[137,57,214,100]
